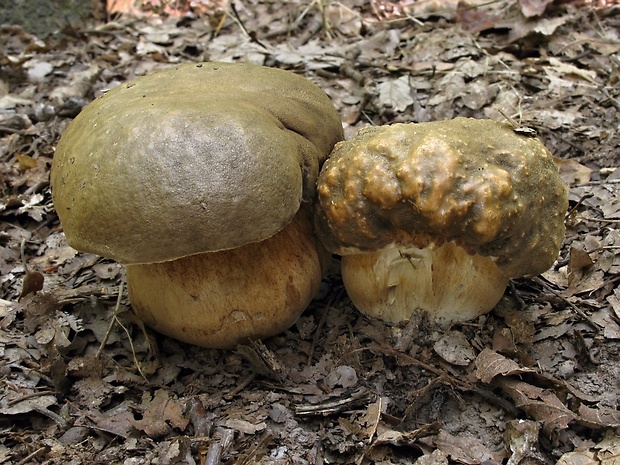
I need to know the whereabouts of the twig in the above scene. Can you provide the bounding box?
[20,239,30,273]
[93,281,146,379]
[236,431,274,465]
[33,405,70,429]
[396,311,427,353]
[115,313,148,380]
[7,390,55,406]
[507,281,527,310]
[224,372,256,400]
[294,388,371,416]
[228,2,268,49]
[579,216,620,224]
[96,281,125,359]
[205,427,235,465]
[574,179,620,186]
[307,292,339,366]
[598,85,620,111]
[15,446,48,465]
[533,277,603,332]
[565,193,593,221]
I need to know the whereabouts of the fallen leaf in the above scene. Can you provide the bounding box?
[89,403,137,439]
[434,430,500,465]
[325,365,358,389]
[221,418,266,435]
[455,1,501,32]
[554,157,593,185]
[0,394,56,415]
[503,419,544,465]
[557,430,620,465]
[131,389,189,438]
[326,3,362,37]
[377,75,414,112]
[578,404,620,428]
[519,0,554,18]
[496,377,575,434]
[434,331,476,366]
[474,348,534,383]
[18,270,44,300]
[372,422,440,448]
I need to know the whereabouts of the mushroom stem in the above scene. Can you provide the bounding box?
[125,207,330,349]
[341,242,510,325]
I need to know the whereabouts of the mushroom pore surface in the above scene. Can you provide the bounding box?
[315,118,568,279]
[51,62,344,264]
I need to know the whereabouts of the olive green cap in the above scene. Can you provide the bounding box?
[52,62,344,264]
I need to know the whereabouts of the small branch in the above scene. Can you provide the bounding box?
[533,277,603,332]
[15,447,48,465]
[96,281,125,359]
[205,427,235,465]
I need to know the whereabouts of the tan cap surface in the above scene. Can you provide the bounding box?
[52,62,344,264]
[315,118,568,278]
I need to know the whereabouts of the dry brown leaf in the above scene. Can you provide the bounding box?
[589,307,620,339]
[18,270,44,300]
[325,365,358,389]
[434,330,476,366]
[377,76,414,112]
[359,398,382,442]
[495,377,575,434]
[568,245,594,287]
[503,419,544,465]
[608,288,620,320]
[557,430,620,465]
[554,157,593,185]
[326,3,363,37]
[434,430,500,465]
[372,422,440,448]
[504,312,536,345]
[131,389,189,438]
[0,393,56,415]
[474,348,534,383]
[519,0,554,17]
[221,418,266,435]
[88,403,137,438]
[577,404,620,428]
[455,1,501,32]
[557,449,599,465]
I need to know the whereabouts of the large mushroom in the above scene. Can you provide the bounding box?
[51,62,344,348]
[315,118,568,326]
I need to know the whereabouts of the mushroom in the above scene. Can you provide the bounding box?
[51,62,344,348]
[314,118,568,326]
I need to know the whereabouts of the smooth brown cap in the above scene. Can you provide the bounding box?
[51,62,344,264]
[315,118,568,278]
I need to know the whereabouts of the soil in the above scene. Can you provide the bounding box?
[1,1,620,464]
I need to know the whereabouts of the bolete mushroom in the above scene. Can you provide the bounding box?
[314,118,568,326]
[51,62,344,348]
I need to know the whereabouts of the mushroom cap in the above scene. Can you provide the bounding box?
[315,118,568,278]
[51,62,344,264]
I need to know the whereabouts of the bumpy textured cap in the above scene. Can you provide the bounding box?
[315,118,568,278]
[51,62,343,264]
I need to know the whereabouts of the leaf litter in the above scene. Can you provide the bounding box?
[1,0,620,463]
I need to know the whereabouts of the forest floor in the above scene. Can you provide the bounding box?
[1,1,620,464]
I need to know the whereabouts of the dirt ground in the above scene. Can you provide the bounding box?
[1,1,620,464]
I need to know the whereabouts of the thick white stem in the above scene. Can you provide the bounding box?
[341,242,509,325]
[125,208,329,348]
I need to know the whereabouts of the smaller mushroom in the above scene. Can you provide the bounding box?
[315,118,568,326]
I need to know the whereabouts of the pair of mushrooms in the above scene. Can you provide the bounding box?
[51,62,568,349]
